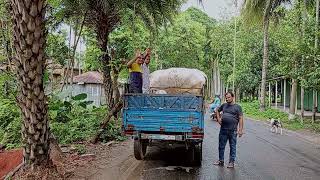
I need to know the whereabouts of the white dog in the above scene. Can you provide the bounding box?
[270,118,283,135]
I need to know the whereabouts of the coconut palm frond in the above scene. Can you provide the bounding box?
[241,0,292,26]
[241,0,265,25]
[126,0,184,33]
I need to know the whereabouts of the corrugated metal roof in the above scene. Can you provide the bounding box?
[73,71,103,84]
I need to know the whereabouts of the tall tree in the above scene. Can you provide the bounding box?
[10,0,50,168]
[300,0,308,120]
[233,0,238,93]
[242,0,290,111]
[61,0,184,110]
[312,0,319,123]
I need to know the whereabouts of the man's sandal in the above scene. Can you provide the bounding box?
[227,162,235,168]
[213,160,224,166]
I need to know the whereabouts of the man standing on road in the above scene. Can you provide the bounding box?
[214,91,244,168]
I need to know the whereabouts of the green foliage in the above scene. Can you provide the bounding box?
[0,72,16,98]
[49,93,124,144]
[83,45,102,71]
[0,72,20,148]
[50,109,103,144]
[0,99,21,148]
[0,0,12,63]
[0,91,123,148]
[81,28,102,71]
[48,93,100,144]
[156,8,210,72]
[49,93,93,123]
[241,0,291,25]
[47,30,69,65]
[241,101,288,119]
[100,119,126,142]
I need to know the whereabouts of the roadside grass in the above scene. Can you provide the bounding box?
[240,101,320,133]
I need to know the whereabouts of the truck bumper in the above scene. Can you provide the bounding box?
[135,133,204,141]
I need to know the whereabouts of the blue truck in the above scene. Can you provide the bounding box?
[122,92,205,165]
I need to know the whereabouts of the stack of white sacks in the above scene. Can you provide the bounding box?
[149,68,207,95]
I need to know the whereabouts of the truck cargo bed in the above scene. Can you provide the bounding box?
[122,94,204,133]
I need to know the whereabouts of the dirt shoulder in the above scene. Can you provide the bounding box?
[0,149,23,179]
[69,139,140,180]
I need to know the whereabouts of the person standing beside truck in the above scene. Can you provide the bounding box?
[214,91,244,168]
[209,95,221,119]
[127,50,144,93]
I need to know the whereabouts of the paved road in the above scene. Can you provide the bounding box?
[131,114,320,180]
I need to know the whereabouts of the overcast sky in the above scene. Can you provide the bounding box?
[181,0,244,20]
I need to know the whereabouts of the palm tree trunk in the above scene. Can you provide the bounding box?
[112,70,120,120]
[10,0,50,167]
[101,50,113,110]
[289,79,297,120]
[96,23,113,110]
[260,14,270,111]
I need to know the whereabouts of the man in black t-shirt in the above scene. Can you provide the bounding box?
[213,91,244,168]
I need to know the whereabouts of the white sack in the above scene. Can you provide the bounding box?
[150,68,207,95]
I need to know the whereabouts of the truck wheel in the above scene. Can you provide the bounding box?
[186,146,195,166]
[134,139,147,160]
[194,143,202,166]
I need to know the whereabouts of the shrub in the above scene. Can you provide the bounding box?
[0,99,21,148]
[49,94,106,144]
[0,92,125,148]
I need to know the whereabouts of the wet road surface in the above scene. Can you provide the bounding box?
[130,114,320,180]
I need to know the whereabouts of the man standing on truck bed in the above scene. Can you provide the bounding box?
[142,48,151,94]
[214,91,244,168]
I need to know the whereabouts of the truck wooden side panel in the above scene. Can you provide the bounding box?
[122,94,204,133]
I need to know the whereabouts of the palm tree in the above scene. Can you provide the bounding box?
[10,0,50,167]
[61,0,184,110]
[242,0,290,111]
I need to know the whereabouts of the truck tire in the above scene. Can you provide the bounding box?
[186,146,195,166]
[134,139,147,160]
[194,143,202,166]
